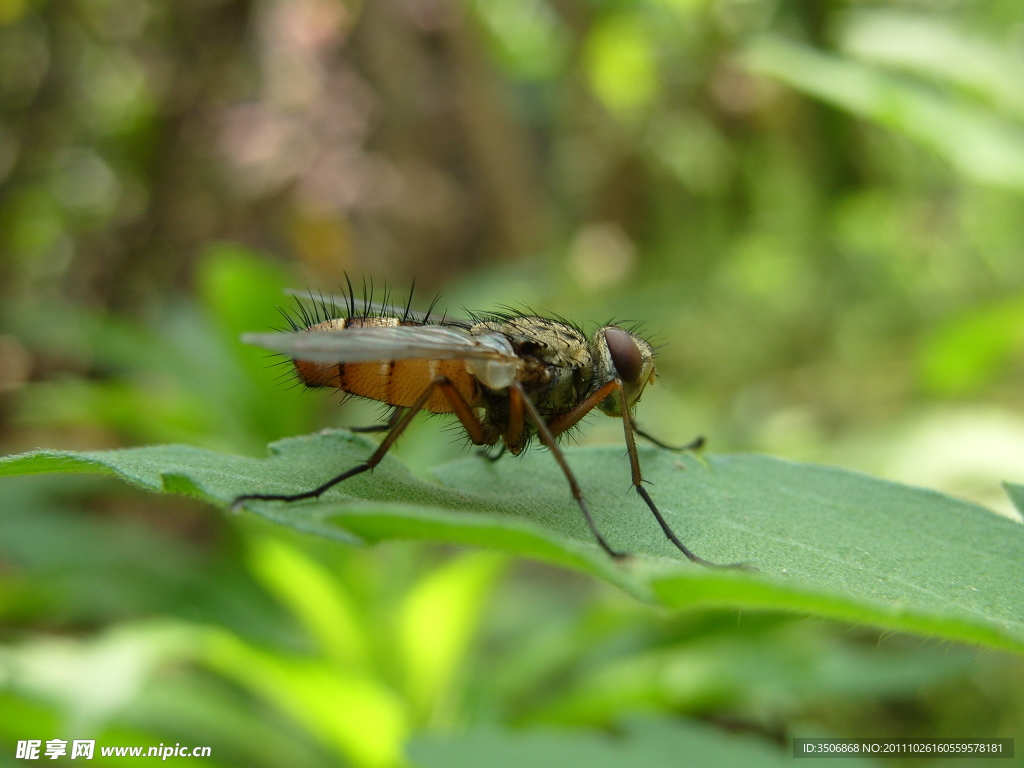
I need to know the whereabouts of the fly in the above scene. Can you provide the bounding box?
[233,282,738,567]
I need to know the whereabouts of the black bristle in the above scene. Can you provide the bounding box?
[403,280,416,323]
[344,273,356,318]
[424,293,440,323]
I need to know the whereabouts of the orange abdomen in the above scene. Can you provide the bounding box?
[294,358,480,412]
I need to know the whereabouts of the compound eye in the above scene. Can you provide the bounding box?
[604,327,643,383]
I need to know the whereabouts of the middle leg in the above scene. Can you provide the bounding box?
[510,382,624,559]
[351,408,405,433]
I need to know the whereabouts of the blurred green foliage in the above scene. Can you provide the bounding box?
[2,0,1024,765]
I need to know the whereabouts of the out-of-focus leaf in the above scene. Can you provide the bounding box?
[2,433,1024,654]
[521,622,979,726]
[11,246,315,454]
[248,536,371,669]
[197,243,316,446]
[120,672,337,768]
[398,551,506,722]
[0,559,371,768]
[15,378,218,447]
[918,297,1024,396]
[744,36,1024,191]
[841,11,1024,122]
[408,716,879,768]
[471,0,568,80]
[646,111,735,194]
[0,692,59,753]
[0,475,288,640]
[0,622,201,733]
[585,15,658,117]
[204,629,407,768]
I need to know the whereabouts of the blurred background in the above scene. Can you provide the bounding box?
[1,0,1023,764]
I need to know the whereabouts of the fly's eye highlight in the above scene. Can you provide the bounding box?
[604,327,643,383]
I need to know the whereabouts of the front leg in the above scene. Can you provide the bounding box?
[619,385,751,570]
[630,417,704,452]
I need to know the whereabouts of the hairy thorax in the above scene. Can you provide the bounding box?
[472,316,594,419]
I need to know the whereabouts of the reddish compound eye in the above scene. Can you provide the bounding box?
[604,327,643,383]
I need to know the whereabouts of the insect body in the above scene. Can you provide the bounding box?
[234,287,728,566]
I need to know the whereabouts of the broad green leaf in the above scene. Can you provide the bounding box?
[1,431,1022,653]
[408,716,879,768]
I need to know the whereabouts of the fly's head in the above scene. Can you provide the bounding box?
[592,326,656,416]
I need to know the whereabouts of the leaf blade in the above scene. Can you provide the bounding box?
[2,432,1022,652]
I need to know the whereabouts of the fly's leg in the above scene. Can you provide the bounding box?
[617,383,751,571]
[350,408,405,434]
[349,424,389,433]
[541,379,731,565]
[630,419,705,452]
[510,382,625,560]
[232,378,488,508]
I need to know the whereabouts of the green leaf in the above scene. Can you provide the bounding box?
[1005,482,1024,518]
[744,36,1024,192]
[918,296,1024,396]
[584,15,658,118]
[398,551,506,721]
[2,431,1023,653]
[204,628,408,768]
[247,536,372,669]
[408,717,879,768]
[840,10,1024,123]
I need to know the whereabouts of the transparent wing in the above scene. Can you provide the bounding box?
[242,324,518,365]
